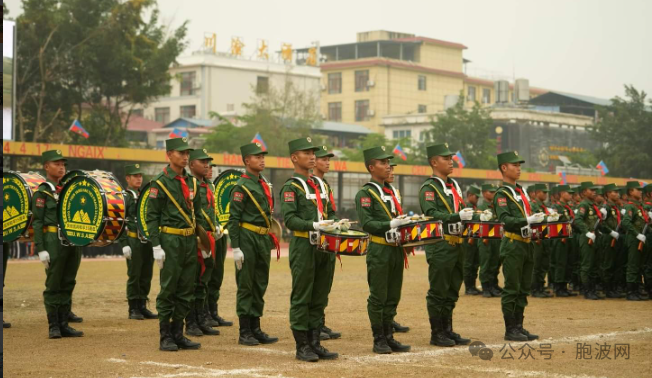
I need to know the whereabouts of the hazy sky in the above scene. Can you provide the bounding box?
[4,0,651,99]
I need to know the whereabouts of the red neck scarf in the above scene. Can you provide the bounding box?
[563,203,575,220]
[383,187,403,215]
[591,204,603,220]
[446,183,465,212]
[515,187,532,216]
[200,182,213,209]
[306,179,325,218]
[628,201,650,223]
[611,204,621,224]
[242,173,281,260]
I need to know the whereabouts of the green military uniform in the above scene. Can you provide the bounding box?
[3,237,10,328]
[573,181,604,299]
[419,143,474,347]
[551,185,577,296]
[530,183,553,297]
[598,184,624,298]
[613,186,629,291]
[568,187,582,290]
[621,181,650,300]
[146,138,201,351]
[463,185,481,295]
[643,185,652,297]
[478,184,502,297]
[227,142,278,346]
[118,164,156,320]
[493,151,538,342]
[32,150,83,338]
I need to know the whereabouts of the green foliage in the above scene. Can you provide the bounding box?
[3,3,8,16]
[589,85,652,178]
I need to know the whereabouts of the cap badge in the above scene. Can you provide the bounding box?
[307,137,312,143]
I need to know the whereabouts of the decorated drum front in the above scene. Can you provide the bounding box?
[317,229,370,256]
[3,171,46,242]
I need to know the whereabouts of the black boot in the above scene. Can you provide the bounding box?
[445,317,470,345]
[203,302,220,327]
[392,320,410,333]
[584,283,599,300]
[490,284,502,297]
[372,325,392,354]
[308,329,339,359]
[140,299,158,319]
[321,316,341,340]
[251,317,278,344]
[238,316,260,346]
[515,313,538,340]
[481,282,494,298]
[48,312,61,339]
[159,321,178,351]
[532,283,548,298]
[605,283,621,299]
[293,329,319,362]
[541,283,553,297]
[384,323,410,352]
[128,299,145,320]
[209,302,233,327]
[185,309,204,337]
[626,283,642,301]
[197,304,220,336]
[59,308,83,337]
[503,315,527,342]
[556,283,571,297]
[3,319,11,328]
[67,310,83,323]
[464,279,481,295]
[429,318,455,347]
[172,319,201,349]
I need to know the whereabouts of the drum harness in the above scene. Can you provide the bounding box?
[365,183,411,268]
[290,176,328,246]
[239,174,281,261]
[424,177,465,238]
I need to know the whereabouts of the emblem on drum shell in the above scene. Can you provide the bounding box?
[59,177,104,245]
[214,170,243,227]
[2,176,30,241]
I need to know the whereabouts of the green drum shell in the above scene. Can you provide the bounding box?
[136,182,152,240]
[3,171,45,242]
[213,169,244,229]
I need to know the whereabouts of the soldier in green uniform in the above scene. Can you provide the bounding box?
[355,146,411,355]
[281,137,342,362]
[574,181,605,300]
[613,186,629,294]
[531,183,556,298]
[226,143,279,346]
[478,183,502,298]
[642,185,652,298]
[569,185,583,292]
[311,145,343,341]
[599,183,625,298]
[184,149,221,337]
[146,137,202,351]
[119,164,157,320]
[463,186,482,295]
[622,181,649,301]
[493,151,544,342]
[551,185,578,297]
[3,239,11,328]
[32,150,84,339]
[419,144,486,347]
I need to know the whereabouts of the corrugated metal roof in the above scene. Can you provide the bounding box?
[541,91,612,106]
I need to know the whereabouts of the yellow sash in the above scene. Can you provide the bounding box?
[155,178,196,229]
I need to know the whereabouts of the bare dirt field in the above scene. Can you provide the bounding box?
[3,252,651,378]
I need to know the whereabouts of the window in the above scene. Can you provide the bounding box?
[328,102,342,122]
[180,105,196,119]
[418,104,427,113]
[328,73,342,94]
[355,100,369,121]
[180,72,196,96]
[131,109,144,118]
[392,130,411,139]
[418,75,427,91]
[256,76,269,94]
[482,88,491,104]
[355,70,369,92]
[419,131,427,141]
[155,107,170,124]
[467,86,476,102]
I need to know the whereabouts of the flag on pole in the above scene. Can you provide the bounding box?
[558,171,568,185]
[596,160,609,176]
[251,133,268,151]
[168,128,188,139]
[69,119,89,139]
[452,151,466,168]
[392,144,407,161]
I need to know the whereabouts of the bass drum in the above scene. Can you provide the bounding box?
[214,169,244,230]
[3,171,46,242]
[135,182,153,240]
[58,171,126,247]
[61,169,117,186]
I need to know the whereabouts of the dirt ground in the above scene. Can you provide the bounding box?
[3,252,652,378]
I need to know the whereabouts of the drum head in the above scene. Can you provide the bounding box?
[58,176,106,246]
[136,182,152,240]
[3,171,44,242]
[213,169,243,228]
[326,229,368,238]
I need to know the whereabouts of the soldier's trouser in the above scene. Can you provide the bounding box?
[426,240,463,319]
[289,236,334,331]
[567,236,580,284]
[600,236,619,286]
[3,242,8,286]
[366,242,403,327]
[126,238,154,300]
[236,229,271,318]
[613,237,627,286]
[579,235,598,285]
[324,251,337,317]
[208,237,228,305]
[500,238,533,316]
[548,239,556,285]
[193,254,214,305]
[553,239,569,283]
[532,241,550,287]
[463,240,480,283]
[478,239,500,288]
[156,233,197,324]
[644,236,652,287]
[595,235,607,284]
[42,233,82,315]
[625,234,644,284]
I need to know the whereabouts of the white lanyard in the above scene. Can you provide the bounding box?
[367,181,396,214]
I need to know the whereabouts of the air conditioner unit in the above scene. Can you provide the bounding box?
[367,80,375,87]
[367,109,375,117]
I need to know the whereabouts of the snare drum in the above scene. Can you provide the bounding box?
[530,223,548,241]
[58,171,126,247]
[2,171,46,242]
[464,221,504,239]
[317,230,370,256]
[538,221,573,240]
[398,220,444,247]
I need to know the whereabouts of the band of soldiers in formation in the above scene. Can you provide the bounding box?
[2,137,651,362]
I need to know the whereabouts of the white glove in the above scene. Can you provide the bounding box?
[214,226,224,240]
[609,231,619,240]
[620,209,626,215]
[600,208,607,218]
[546,213,560,222]
[201,249,211,259]
[585,232,596,242]
[574,209,578,214]
[648,211,652,220]
[38,251,50,270]
[313,220,335,232]
[122,246,132,260]
[459,208,474,221]
[390,218,412,228]
[339,219,351,232]
[636,234,646,243]
[480,210,493,222]
[233,248,244,271]
[153,245,165,269]
[527,213,545,225]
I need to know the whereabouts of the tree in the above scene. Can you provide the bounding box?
[3,3,8,16]
[15,0,187,146]
[204,77,324,154]
[424,95,497,169]
[589,85,652,178]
